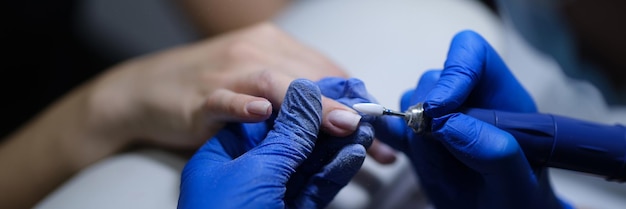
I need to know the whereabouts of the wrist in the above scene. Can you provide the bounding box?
[84,64,143,152]
[47,84,132,170]
[0,83,132,208]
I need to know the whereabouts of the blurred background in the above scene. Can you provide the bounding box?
[25,0,626,208]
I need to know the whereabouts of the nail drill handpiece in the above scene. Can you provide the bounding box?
[353,103,626,182]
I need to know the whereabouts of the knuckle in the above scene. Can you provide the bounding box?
[479,130,522,162]
[247,22,281,38]
[223,39,261,63]
[253,69,277,98]
[205,89,226,111]
[199,69,224,91]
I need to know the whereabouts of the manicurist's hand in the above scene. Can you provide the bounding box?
[178,79,373,209]
[372,31,573,209]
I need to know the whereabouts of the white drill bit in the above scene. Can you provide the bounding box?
[353,102,428,133]
[352,103,406,117]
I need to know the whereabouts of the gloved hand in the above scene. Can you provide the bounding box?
[178,79,373,209]
[374,31,572,209]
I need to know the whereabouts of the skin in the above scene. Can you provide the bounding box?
[178,0,291,36]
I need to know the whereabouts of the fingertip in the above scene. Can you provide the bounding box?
[407,69,443,116]
[400,89,414,111]
[451,30,492,53]
[345,78,371,100]
[316,77,347,99]
[421,70,443,81]
[326,109,361,135]
[205,89,272,122]
[291,144,366,208]
[289,79,323,98]
[343,143,368,158]
[413,70,442,102]
[270,78,324,140]
[425,32,489,117]
[454,30,483,41]
[245,100,272,116]
[321,97,361,136]
[367,139,397,164]
[330,144,367,175]
[277,79,323,130]
[316,77,371,101]
[255,79,323,169]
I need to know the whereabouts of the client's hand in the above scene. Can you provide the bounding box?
[88,23,358,151]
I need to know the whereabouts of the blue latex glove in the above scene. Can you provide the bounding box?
[178,79,373,209]
[374,31,572,209]
[316,77,377,113]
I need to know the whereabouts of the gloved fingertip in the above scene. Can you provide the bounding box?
[260,79,322,165]
[321,144,367,184]
[412,70,442,102]
[289,79,323,99]
[317,77,375,104]
[316,77,347,99]
[345,78,371,99]
[402,69,442,114]
[400,89,414,111]
[420,70,443,80]
[452,30,488,47]
[291,144,366,209]
[278,79,323,130]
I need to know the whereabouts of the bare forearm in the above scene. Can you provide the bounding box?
[0,86,129,209]
[178,0,290,36]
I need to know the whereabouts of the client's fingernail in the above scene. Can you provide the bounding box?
[371,141,397,164]
[328,110,362,132]
[246,100,272,116]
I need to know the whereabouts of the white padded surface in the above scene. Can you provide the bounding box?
[36,150,185,209]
